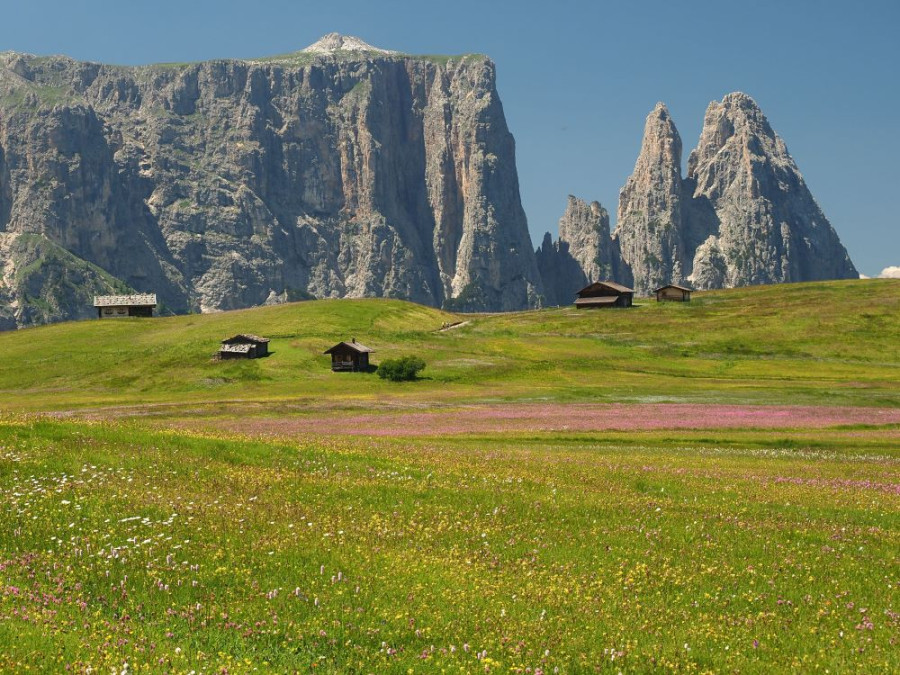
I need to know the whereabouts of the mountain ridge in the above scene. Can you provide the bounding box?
[539,92,857,301]
[0,37,543,328]
[0,40,860,327]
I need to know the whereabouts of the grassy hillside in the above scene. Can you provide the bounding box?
[0,281,897,672]
[0,279,897,412]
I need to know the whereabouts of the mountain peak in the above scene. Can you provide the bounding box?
[708,92,770,130]
[301,33,396,55]
[639,101,682,164]
[721,91,759,108]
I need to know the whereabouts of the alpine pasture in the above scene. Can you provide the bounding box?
[0,279,897,673]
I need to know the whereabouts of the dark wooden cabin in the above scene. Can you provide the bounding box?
[93,294,157,318]
[324,339,373,372]
[654,284,693,302]
[218,334,270,359]
[574,281,634,309]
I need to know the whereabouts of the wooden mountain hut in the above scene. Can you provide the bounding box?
[218,334,270,359]
[655,284,693,302]
[574,281,634,309]
[324,339,373,372]
[93,294,157,318]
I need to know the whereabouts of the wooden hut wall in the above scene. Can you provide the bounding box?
[329,346,368,371]
[330,346,356,371]
[657,288,690,302]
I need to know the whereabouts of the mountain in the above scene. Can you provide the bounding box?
[535,195,626,305]
[0,35,542,328]
[614,103,686,293]
[615,93,857,295]
[683,93,857,289]
[540,93,857,301]
[0,46,861,329]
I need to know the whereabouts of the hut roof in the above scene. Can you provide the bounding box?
[654,284,694,293]
[574,296,620,307]
[323,340,374,355]
[576,281,634,295]
[219,343,253,354]
[93,294,157,307]
[221,334,270,345]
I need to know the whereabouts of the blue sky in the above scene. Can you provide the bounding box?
[2,0,898,276]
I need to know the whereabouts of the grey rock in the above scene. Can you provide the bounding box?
[689,235,728,289]
[613,93,857,294]
[686,92,857,287]
[301,33,397,55]
[614,103,686,295]
[536,195,626,305]
[0,37,543,327]
[559,196,622,284]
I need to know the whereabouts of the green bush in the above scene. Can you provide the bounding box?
[377,356,426,381]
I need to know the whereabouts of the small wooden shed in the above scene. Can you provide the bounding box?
[218,334,270,359]
[93,294,157,318]
[655,284,693,302]
[574,281,634,309]
[324,339,373,372]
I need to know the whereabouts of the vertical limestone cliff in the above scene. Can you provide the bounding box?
[0,35,542,327]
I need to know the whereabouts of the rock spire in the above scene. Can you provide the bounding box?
[614,103,687,295]
[685,92,857,287]
[536,195,627,305]
[612,93,857,294]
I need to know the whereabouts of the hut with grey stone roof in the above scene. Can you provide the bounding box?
[93,294,157,318]
[217,334,270,360]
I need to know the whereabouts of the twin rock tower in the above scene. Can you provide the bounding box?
[537,93,857,303]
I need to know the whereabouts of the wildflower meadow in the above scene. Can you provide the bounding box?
[0,419,897,673]
[0,280,897,672]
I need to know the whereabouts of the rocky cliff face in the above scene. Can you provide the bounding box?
[0,52,860,326]
[615,103,688,294]
[0,35,542,327]
[536,195,626,305]
[613,93,857,294]
[685,93,857,288]
[0,232,131,329]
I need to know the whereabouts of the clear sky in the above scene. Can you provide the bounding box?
[2,0,898,276]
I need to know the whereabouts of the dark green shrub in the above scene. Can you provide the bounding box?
[377,356,426,381]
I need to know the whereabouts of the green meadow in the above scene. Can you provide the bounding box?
[0,280,898,673]
[0,279,897,412]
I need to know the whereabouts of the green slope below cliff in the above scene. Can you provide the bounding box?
[0,279,896,412]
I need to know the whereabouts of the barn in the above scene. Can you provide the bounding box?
[93,294,157,318]
[574,281,634,309]
[655,284,693,302]
[218,334,270,359]
[324,339,373,372]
